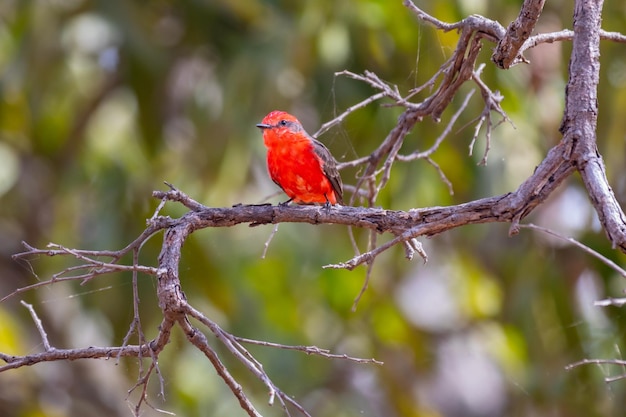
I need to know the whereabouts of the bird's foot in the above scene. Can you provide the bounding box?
[323,200,332,213]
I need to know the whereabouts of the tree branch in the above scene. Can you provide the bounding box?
[563,0,626,252]
[492,0,546,68]
[0,344,150,372]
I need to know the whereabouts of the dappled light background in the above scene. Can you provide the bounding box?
[1,1,626,416]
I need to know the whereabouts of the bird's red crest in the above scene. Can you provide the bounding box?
[260,110,301,127]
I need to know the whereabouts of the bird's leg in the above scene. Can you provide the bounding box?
[323,195,332,213]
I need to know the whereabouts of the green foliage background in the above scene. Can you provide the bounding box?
[1,1,626,416]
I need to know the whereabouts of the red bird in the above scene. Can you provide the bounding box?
[256,111,343,205]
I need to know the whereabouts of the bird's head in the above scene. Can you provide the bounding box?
[256,111,304,135]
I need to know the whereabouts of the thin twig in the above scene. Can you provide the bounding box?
[520,29,626,56]
[262,224,280,259]
[233,336,383,365]
[594,297,626,307]
[566,358,626,383]
[314,91,387,137]
[425,157,454,195]
[352,261,374,312]
[20,301,52,352]
[521,224,626,278]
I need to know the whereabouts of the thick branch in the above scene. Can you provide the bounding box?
[153,142,575,242]
[562,0,626,252]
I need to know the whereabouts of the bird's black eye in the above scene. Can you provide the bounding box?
[278,120,288,127]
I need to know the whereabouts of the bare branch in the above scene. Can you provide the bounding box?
[595,297,626,307]
[469,66,512,164]
[4,243,159,303]
[403,0,505,41]
[185,305,312,416]
[314,90,387,137]
[178,318,265,417]
[324,228,416,271]
[351,252,375,311]
[1,271,113,303]
[127,359,161,416]
[331,2,515,209]
[0,344,151,372]
[20,301,52,352]
[520,29,626,55]
[562,0,626,252]
[147,149,574,258]
[566,358,626,383]
[425,157,454,195]
[261,223,280,258]
[232,336,384,365]
[160,181,206,211]
[492,0,546,68]
[521,224,626,278]
[599,29,626,43]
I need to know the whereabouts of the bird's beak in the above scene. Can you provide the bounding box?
[256,123,271,129]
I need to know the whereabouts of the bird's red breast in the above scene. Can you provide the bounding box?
[256,111,343,205]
